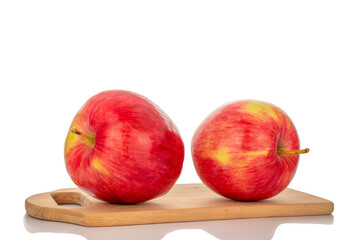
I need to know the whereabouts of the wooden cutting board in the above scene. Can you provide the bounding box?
[25,184,334,227]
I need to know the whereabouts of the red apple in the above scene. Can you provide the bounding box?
[64,90,184,203]
[191,100,309,201]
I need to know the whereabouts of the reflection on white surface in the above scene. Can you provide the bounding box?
[24,214,333,240]
[163,229,220,240]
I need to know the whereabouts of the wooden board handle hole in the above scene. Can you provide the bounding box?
[50,191,92,207]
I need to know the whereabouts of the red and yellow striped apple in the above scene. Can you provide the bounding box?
[64,90,184,203]
[191,100,309,201]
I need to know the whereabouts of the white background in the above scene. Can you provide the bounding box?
[1,0,359,239]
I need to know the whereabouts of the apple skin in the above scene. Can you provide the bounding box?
[191,100,301,201]
[64,90,184,203]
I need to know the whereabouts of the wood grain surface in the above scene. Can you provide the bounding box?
[25,184,334,227]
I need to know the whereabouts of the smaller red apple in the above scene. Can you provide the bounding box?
[191,100,309,201]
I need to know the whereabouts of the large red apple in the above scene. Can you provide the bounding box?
[64,90,184,203]
[191,100,309,201]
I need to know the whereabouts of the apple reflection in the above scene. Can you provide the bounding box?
[24,214,333,240]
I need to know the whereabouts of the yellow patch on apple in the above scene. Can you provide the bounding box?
[245,102,279,121]
[91,157,110,175]
[241,150,269,157]
[214,148,231,164]
[64,125,79,155]
[214,148,269,164]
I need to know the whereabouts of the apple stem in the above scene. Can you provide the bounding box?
[70,128,93,141]
[277,148,310,155]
